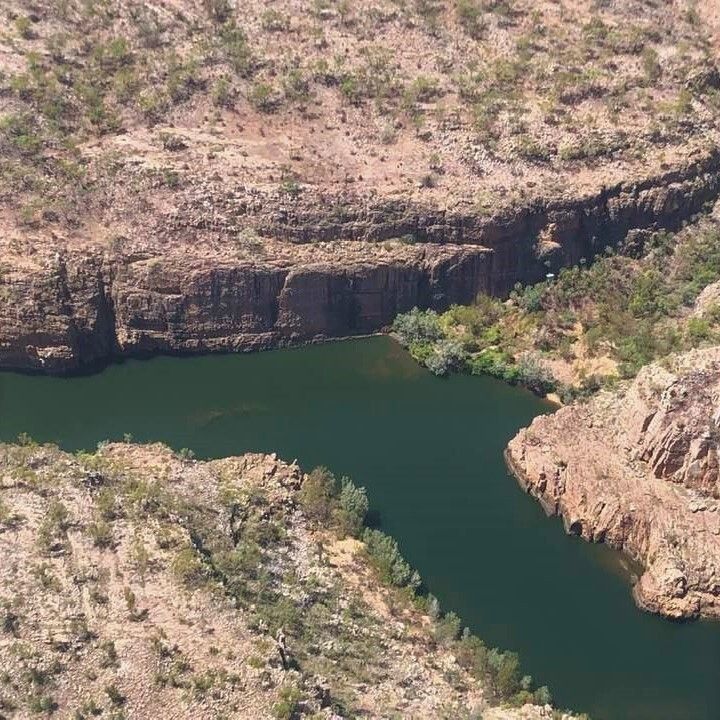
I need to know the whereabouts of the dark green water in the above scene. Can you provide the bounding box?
[1,336,718,719]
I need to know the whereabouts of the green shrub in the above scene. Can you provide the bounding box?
[516,356,556,395]
[37,501,71,552]
[470,348,517,382]
[447,297,503,333]
[687,317,712,344]
[261,10,290,32]
[283,69,310,102]
[171,548,207,589]
[219,22,254,77]
[424,339,467,376]
[628,270,667,318]
[272,684,303,720]
[28,694,56,714]
[641,47,661,84]
[534,685,553,705]
[511,281,547,312]
[204,0,232,23]
[178,447,195,461]
[100,640,119,668]
[489,649,521,698]
[456,631,489,675]
[336,478,368,537]
[403,75,440,114]
[456,0,485,38]
[0,113,44,157]
[105,684,125,706]
[248,82,279,112]
[362,528,420,590]
[212,76,234,107]
[392,308,445,345]
[88,519,114,548]
[15,16,34,39]
[95,488,118,520]
[434,611,462,644]
[299,466,337,523]
[93,37,133,72]
[515,135,551,162]
[1,601,20,637]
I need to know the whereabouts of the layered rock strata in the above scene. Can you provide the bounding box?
[507,347,720,619]
[2,151,719,374]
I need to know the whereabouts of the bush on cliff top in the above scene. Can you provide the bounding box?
[299,466,368,537]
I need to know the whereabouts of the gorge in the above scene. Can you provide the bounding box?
[4,0,720,716]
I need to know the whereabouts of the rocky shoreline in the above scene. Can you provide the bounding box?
[506,347,720,620]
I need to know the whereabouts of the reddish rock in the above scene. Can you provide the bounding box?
[507,347,720,619]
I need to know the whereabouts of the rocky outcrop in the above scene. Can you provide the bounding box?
[507,347,720,619]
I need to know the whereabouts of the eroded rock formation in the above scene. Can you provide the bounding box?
[507,347,720,619]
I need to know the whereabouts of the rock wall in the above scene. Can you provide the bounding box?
[2,152,720,374]
[0,243,491,373]
[506,347,720,620]
[204,150,720,293]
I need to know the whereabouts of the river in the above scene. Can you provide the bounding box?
[0,336,718,719]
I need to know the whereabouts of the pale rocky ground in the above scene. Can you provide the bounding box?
[2,0,720,215]
[0,442,576,719]
[507,346,720,619]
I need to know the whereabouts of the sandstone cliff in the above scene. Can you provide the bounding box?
[0,441,571,719]
[507,347,720,619]
[2,153,718,373]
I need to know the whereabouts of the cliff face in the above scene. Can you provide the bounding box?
[0,242,491,372]
[507,347,720,620]
[2,153,719,374]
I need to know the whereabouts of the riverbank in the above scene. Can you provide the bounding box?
[391,207,720,400]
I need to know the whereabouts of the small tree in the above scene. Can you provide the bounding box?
[434,611,462,644]
[495,651,521,699]
[427,594,441,622]
[336,477,368,536]
[362,528,420,590]
[299,466,337,524]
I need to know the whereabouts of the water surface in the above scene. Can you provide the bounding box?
[1,337,718,719]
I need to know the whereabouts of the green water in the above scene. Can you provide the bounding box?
[0,336,718,719]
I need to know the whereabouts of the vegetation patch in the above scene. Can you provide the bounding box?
[393,217,720,402]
